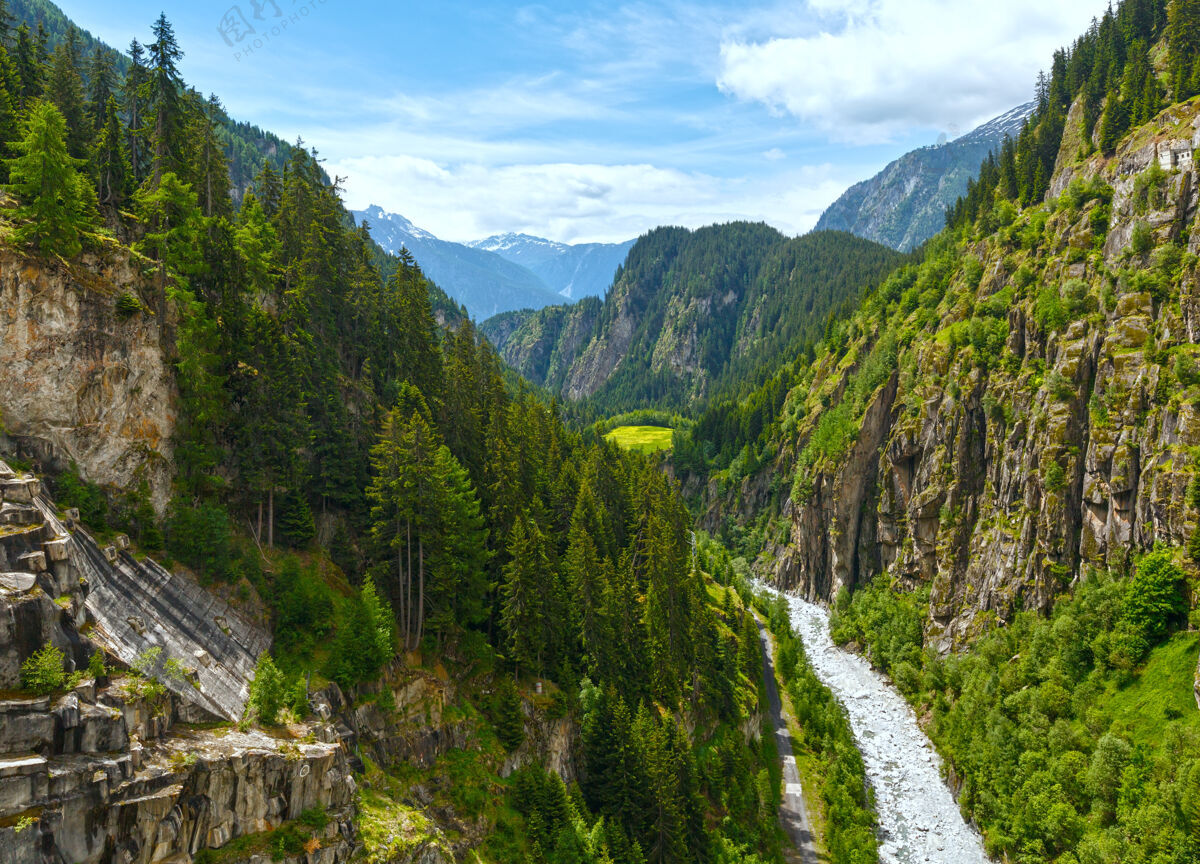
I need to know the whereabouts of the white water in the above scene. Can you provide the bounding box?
[765,587,991,864]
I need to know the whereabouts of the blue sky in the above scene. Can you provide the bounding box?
[60,0,1105,243]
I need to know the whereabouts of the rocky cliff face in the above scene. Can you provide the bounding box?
[0,249,176,514]
[0,459,358,864]
[758,100,1200,648]
[0,456,586,863]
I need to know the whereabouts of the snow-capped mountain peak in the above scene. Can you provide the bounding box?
[358,205,438,243]
[468,233,569,255]
[956,101,1036,146]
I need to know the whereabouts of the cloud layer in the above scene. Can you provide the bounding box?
[718,0,1104,142]
[333,154,849,244]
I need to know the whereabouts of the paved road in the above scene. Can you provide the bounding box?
[757,617,820,864]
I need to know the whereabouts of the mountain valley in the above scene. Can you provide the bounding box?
[1,1,1200,864]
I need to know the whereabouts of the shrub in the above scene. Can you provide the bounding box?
[54,463,107,527]
[1044,461,1067,493]
[1123,550,1186,644]
[21,644,66,695]
[115,292,145,319]
[87,648,106,680]
[1133,160,1169,214]
[1033,285,1069,333]
[248,653,285,725]
[1130,221,1154,256]
[1176,352,1200,387]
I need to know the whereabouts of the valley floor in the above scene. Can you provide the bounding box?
[767,588,991,864]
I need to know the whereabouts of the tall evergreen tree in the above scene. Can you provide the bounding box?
[0,0,13,48]
[45,42,88,158]
[13,24,41,109]
[94,96,131,211]
[1170,0,1200,95]
[5,100,97,258]
[85,48,117,131]
[143,14,186,186]
[500,514,555,678]
[123,40,148,183]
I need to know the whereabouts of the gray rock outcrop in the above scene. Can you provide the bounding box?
[0,249,176,513]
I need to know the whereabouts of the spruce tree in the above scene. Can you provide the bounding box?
[500,515,553,678]
[94,96,131,211]
[248,653,284,725]
[1098,92,1128,154]
[124,40,148,183]
[6,100,97,258]
[1169,0,1200,96]
[389,252,443,398]
[0,0,13,48]
[45,42,89,158]
[13,24,40,109]
[85,48,117,131]
[0,45,19,177]
[144,14,186,186]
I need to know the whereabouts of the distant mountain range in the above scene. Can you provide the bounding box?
[469,233,635,302]
[816,102,1036,251]
[481,225,906,412]
[352,206,633,320]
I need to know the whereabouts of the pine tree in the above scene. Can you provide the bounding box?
[189,94,232,218]
[500,515,554,678]
[388,252,443,398]
[5,100,97,258]
[124,40,148,183]
[0,0,13,48]
[1098,92,1128,154]
[248,653,284,725]
[565,485,611,672]
[143,14,187,186]
[85,48,117,132]
[253,161,282,216]
[13,24,41,108]
[45,42,89,158]
[368,400,489,648]
[425,444,489,637]
[327,581,393,691]
[1169,0,1200,96]
[0,45,20,178]
[94,96,131,211]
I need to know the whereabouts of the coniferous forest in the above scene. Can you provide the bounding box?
[0,4,810,863]
[8,1,1200,864]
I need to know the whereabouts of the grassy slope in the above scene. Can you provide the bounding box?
[1104,631,1200,745]
[605,425,674,454]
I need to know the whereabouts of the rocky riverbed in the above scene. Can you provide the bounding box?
[769,588,991,864]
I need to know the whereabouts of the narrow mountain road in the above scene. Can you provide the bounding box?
[757,617,820,864]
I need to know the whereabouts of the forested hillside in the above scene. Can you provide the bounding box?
[685,0,1200,859]
[0,4,812,862]
[484,225,906,414]
[9,0,318,204]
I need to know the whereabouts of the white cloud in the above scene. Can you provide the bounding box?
[331,156,850,244]
[718,0,1104,141]
[764,148,787,161]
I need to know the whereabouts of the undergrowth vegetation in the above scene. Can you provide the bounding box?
[830,553,1200,863]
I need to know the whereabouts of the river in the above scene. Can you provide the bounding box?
[763,587,991,864]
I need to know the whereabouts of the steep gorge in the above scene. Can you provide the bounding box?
[731,98,1200,648]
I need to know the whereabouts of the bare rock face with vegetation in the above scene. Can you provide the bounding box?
[0,248,175,513]
[741,100,1200,648]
